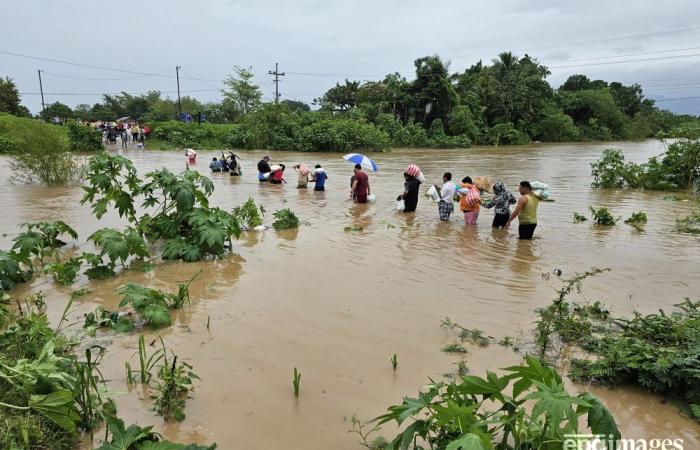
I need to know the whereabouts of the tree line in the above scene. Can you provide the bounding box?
[2,52,698,148]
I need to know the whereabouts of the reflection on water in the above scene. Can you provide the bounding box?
[1,140,699,449]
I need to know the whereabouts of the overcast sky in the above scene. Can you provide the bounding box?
[2,0,700,115]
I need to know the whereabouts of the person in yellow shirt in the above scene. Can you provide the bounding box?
[506,181,540,240]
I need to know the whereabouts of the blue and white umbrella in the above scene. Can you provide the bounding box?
[342,153,378,172]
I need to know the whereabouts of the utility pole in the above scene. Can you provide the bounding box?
[175,65,182,119]
[268,62,285,104]
[37,69,46,117]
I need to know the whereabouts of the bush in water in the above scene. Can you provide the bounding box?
[66,121,103,152]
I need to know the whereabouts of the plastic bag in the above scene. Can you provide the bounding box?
[531,181,549,191]
[425,185,440,202]
[396,199,405,211]
[367,194,376,203]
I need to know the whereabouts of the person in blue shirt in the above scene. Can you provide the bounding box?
[311,164,328,191]
[209,157,222,172]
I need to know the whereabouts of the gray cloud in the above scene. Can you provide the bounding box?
[1,0,699,114]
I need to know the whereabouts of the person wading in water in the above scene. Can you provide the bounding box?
[506,181,540,240]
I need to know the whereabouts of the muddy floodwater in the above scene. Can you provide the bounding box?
[1,140,699,448]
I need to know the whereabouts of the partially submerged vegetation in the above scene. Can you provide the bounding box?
[591,124,700,192]
[534,269,700,421]
[0,292,214,448]
[361,357,620,450]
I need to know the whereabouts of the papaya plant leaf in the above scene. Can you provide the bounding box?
[446,433,488,450]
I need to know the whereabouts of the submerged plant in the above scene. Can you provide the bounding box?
[153,347,199,422]
[371,356,620,450]
[44,256,83,285]
[573,212,587,222]
[232,197,264,229]
[589,206,618,225]
[0,249,33,292]
[390,354,397,370]
[625,211,648,230]
[675,208,700,234]
[292,367,301,397]
[94,416,216,449]
[12,220,78,265]
[272,208,300,230]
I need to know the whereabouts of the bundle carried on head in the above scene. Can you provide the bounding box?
[405,164,425,182]
[530,180,553,201]
[474,176,492,193]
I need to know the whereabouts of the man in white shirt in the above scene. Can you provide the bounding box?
[438,172,456,221]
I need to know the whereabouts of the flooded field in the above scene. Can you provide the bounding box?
[1,140,699,448]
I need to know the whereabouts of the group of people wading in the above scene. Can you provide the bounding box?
[207,154,541,240]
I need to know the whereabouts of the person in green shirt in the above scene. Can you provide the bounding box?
[506,181,539,240]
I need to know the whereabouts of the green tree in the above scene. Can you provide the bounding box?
[557,88,629,138]
[73,103,92,119]
[609,81,644,117]
[280,99,310,113]
[411,55,458,127]
[40,102,74,121]
[560,74,608,91]
[0,77,29,117]
[315,79,360,112]
[448,105,479,140]
[221,66,262,120]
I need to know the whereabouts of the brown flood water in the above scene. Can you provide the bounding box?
[1,140,699,448]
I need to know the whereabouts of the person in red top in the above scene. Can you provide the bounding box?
[351,164,370,203]
[270,164,287,184]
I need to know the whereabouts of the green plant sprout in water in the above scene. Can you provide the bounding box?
[293,367,301,397]
[125,335,165,385]
[624,211,648,230]
[390,353,397,370]
[273,208,300,230]
[154,352,199,422]
[589,206,618,225]
[573,212,588,222]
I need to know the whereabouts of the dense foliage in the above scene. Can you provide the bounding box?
[81,154,242,262]
[66,121,103,152]
[364,356,619,450]
[5,54,697,151]
[591,125,700,192]
[534,269,700,421]
[1,113,85,185]
[0,293,215,449]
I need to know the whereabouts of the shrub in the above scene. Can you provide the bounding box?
[66,121,103,152]
[0,135,19,153]
[1,114,83,185]
[591,140,700,191]
[272,209,300,230]
[486,122,530,145]
[589,206,618,225]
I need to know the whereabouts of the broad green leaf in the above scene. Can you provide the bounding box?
[29,390,78,432]
[446,433,487,450]
[579,393,621,447]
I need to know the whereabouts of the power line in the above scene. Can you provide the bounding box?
[654,95,700,102]
[39,69,173,81]
[541,46,700,65]
[19,88,220,96]
[548,52,700,69]
[0,49,224,82]
[279,25,700,66]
